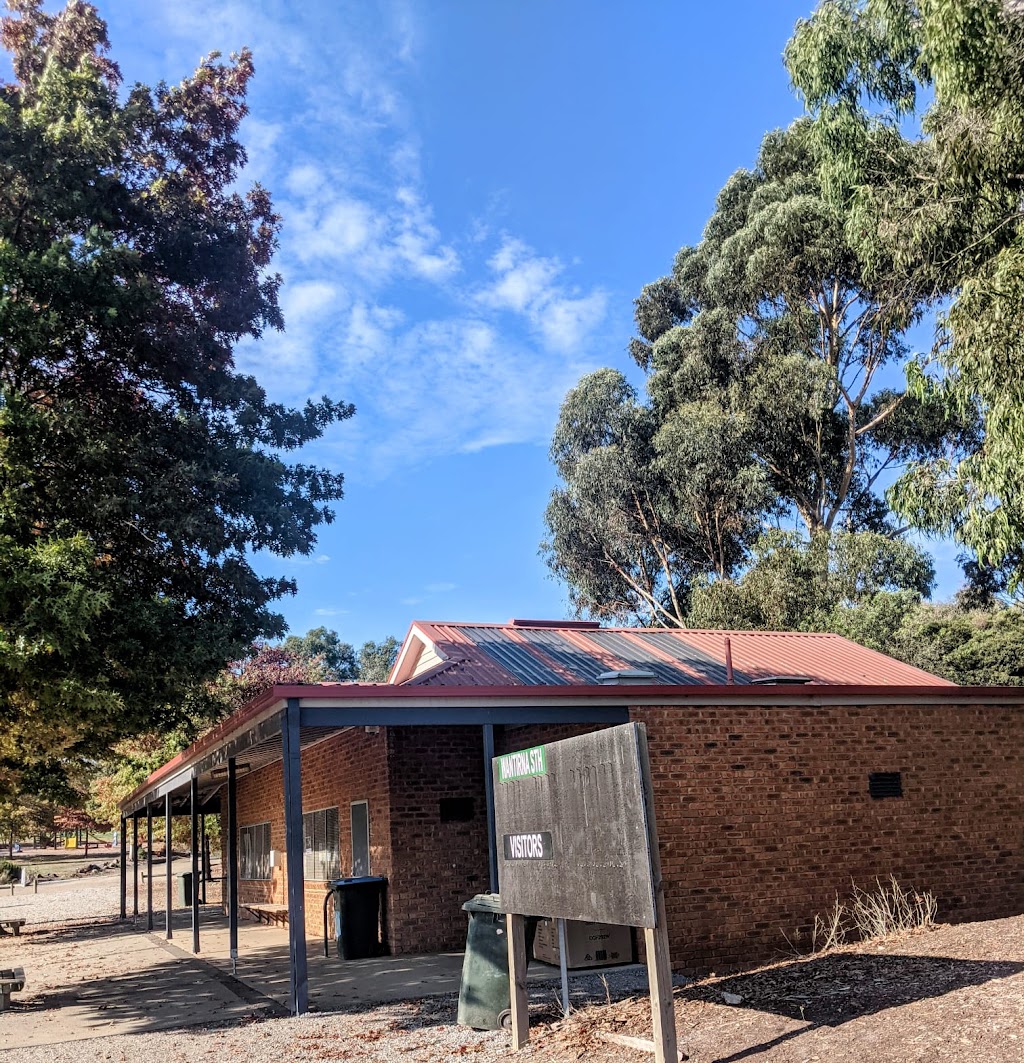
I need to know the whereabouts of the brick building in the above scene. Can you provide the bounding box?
[120,620,1024,1013]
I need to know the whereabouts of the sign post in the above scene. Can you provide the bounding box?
[637,724,677,1063]
[556,917,570,1016]
[493,723,677,1062]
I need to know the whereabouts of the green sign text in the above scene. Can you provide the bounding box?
[497,745,547,782]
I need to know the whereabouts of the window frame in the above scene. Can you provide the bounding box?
[351,800,370,877]
[302,806,340,882]
[239,822,271,881]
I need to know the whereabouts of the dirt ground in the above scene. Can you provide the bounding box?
[2,905,1023,1061]
[3,845,120,880]
[547,913,1024,1062]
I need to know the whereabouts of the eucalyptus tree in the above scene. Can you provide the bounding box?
[635,121,967,537]
[544,368,770,626]
[545,120,966,625]
[0,1,353,777]
[785,0,1024,586]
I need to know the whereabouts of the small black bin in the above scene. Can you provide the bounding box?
[323,876,387,959]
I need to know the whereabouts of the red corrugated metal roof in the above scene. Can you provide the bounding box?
[123,674,1024,812]
[119,621,957,811]
[402,621,955,688]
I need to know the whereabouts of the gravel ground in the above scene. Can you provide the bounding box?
[0,875,122,930]
[3,874,1024,1062]
[1,980,653,1063]
[0,871,123,931]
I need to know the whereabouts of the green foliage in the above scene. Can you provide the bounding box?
[688,530,934,631]
[787,0,1024,587]
[358,636,400,682]
[832,594,1024,685]
[544,368,771,625]
[545,118,968,625]
[282,627,358,682]
[88,732,186,829]
[0,1,354,773]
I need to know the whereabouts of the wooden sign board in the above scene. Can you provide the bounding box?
[493,723,656,928]
[496,722,678,1062]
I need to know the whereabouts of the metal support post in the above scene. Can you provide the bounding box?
[200,812,207,904]
[557,917,570,1017]
[119,815,127,920]
[191,776,200,954]
[146,804,154,931]
[132,813,139,919]
[227,757,239,975]
[282,698,308,1015]
[482,724,498,893]
[165,793,173,940]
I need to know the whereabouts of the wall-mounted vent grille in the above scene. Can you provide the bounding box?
[868,772,903,799]
[440,797,475,822]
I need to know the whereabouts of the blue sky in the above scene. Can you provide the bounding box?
[94,0,962,646]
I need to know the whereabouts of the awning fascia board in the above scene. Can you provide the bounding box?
[296,704,630,728]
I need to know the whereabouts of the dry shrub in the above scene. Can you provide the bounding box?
[810,876,938,953]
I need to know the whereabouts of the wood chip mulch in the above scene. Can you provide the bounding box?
[534,914,1024,1063]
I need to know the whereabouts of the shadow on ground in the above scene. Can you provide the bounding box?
[2,904,650,1045]
[0,916,279,1048]
[26,906,1013,1056]
[674,949,1024,1063]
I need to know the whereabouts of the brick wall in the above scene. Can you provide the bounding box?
[233,727,391,939]
[223,700,1024,976]
[384,726,490,954]
[633,701,1024,974]
[496,722,604,755]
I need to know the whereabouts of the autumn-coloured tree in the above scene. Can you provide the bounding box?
[0,1,353,785]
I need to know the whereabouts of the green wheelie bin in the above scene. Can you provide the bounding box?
[457,893,537,1031]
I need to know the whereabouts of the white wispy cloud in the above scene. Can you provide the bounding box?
[476,237,609,353]
[141,0,610,477]
[425,582,457,593]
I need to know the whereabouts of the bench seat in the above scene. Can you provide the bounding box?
[0,966,25,1011]
[242,903,288,926]
[0,919,25,936]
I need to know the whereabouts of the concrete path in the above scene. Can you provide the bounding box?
[0,917,274,1049]
[165,906,587,1011]
[1,875,642,1047]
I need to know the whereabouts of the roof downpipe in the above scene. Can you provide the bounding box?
[725,637,734,684]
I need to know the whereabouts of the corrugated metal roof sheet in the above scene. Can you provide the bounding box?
[402,621,955,688]
[463,626,570,686]
[515,628,610,683]
[585,630,721,685]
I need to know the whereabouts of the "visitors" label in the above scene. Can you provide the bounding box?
[502,831,554,860]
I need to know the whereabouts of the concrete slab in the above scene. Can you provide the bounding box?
[184,906,617,1011]
[0,883,646,1047]
[0,917,277,1049]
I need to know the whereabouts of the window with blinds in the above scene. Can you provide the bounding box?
[239,822,271,880]
[302,806,340,881]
